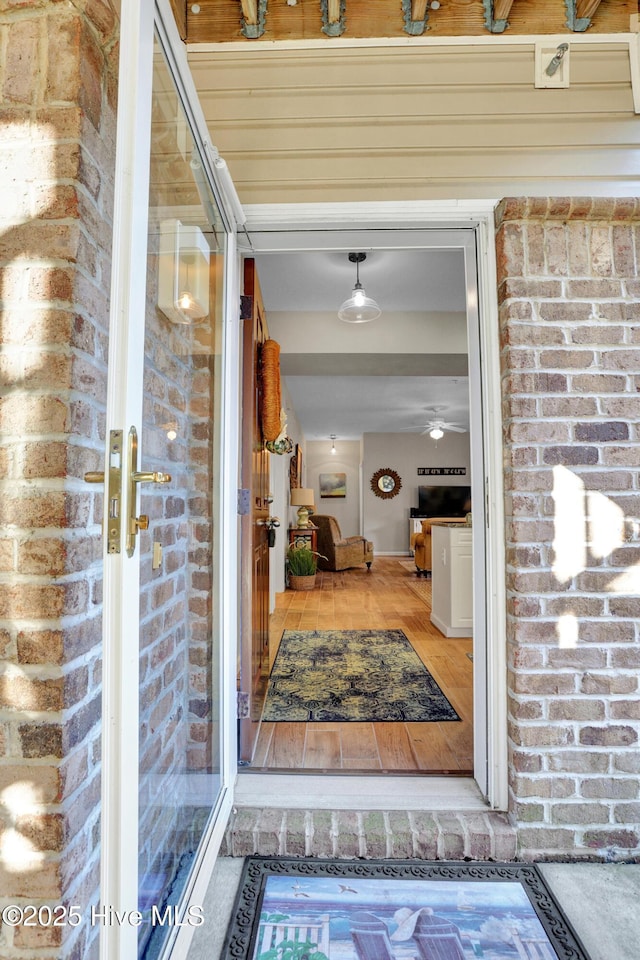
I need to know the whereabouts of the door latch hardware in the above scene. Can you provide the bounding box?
[84,429,123,554]
[126,427,171,557]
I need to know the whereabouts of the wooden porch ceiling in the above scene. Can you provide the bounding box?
[180,0,635,43]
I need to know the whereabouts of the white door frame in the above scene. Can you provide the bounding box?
[236,201,508,812]
[101,2,240,957]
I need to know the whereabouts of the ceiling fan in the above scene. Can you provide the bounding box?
[407,407,468,437]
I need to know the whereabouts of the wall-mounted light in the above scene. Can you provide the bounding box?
[158,219,210,324]
[330,434,337,454]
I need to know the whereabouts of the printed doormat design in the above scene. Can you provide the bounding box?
[223,857,591,960]
[262,629,459,722]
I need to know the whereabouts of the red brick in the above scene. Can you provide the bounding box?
[580,726,637,747]
[540,349,595,369]
[583,829,638,849]
[0,674,63,712]
[566,279,623,298]
[22,441,68,478]
[0,395,69,435]
[0,583,65,619]
[3,19,39,104]
[17,536,66,575]
[17,629,64,665]
[28,265,76,302]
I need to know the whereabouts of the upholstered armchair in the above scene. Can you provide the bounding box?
[410,518,467,577]
[313,515,374,572]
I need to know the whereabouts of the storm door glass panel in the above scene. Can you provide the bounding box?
[137,38,226,959]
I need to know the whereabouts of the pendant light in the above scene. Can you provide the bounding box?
[330,434,337,454]
[338,252,381,323]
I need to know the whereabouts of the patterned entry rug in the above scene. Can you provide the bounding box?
[262,629,459,722]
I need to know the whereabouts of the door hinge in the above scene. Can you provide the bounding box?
[237,690,249,719]
[240,295,253,320]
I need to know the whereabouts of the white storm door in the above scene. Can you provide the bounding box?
[99,3,242,958]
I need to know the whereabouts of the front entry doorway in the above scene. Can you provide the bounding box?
[236,218,505,808]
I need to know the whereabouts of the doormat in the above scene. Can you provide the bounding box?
[222,857,591,960]
[262,629,459,722]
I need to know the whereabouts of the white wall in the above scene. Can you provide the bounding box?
[268,310,468,355]
[306,440,362,538]
[362,431,472,554]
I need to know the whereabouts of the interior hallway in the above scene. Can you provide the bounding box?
[251,557,473,774]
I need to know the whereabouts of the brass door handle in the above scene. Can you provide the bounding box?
[126,427,172,557]
[132,471,172,484]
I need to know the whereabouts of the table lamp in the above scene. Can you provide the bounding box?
[290,488,315,528]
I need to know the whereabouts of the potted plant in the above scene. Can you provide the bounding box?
[286,544,323,591]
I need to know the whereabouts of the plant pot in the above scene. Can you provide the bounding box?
[288,573,316,591]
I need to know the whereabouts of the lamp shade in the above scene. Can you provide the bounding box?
[338,285,381,323]
[290,487,315,507]
[338,252,381,324]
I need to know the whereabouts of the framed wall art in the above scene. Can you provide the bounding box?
[319,472,346,498]
[289,444,302,490]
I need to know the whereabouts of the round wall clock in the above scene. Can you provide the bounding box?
[370,468,402,499]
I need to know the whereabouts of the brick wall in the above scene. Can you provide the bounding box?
[497,198,640,861]
[0,2,119,957]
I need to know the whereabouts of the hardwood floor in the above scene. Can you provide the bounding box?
[252,557,473,775]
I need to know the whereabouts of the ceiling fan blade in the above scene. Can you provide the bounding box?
[445,425,467,433]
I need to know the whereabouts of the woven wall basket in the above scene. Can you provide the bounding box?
[260,339,282,442]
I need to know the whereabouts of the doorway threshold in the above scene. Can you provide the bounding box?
[234,773,488,811]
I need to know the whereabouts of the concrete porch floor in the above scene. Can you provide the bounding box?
[187,857,640,960]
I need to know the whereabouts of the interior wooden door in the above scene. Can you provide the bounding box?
[239,258,271,762]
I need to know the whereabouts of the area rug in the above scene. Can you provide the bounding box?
[398,559,417,573]
[405,577,432,607]
[223,857,591,960]
[262,629,459,722]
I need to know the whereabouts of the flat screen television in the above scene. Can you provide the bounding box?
[418,485,472,517]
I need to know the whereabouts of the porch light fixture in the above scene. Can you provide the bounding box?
[158,219,210,324]
[330,434,337,454]
[429,427,444,440]
[290,488,315,528]
[338,252,381,324]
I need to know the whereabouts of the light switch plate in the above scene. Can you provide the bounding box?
[535,41,570,88]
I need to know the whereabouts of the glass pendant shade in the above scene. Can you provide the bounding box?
[175,289,207,321]
[338,253,381,323]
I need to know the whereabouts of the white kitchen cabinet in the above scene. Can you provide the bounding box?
[430,522,473,638]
